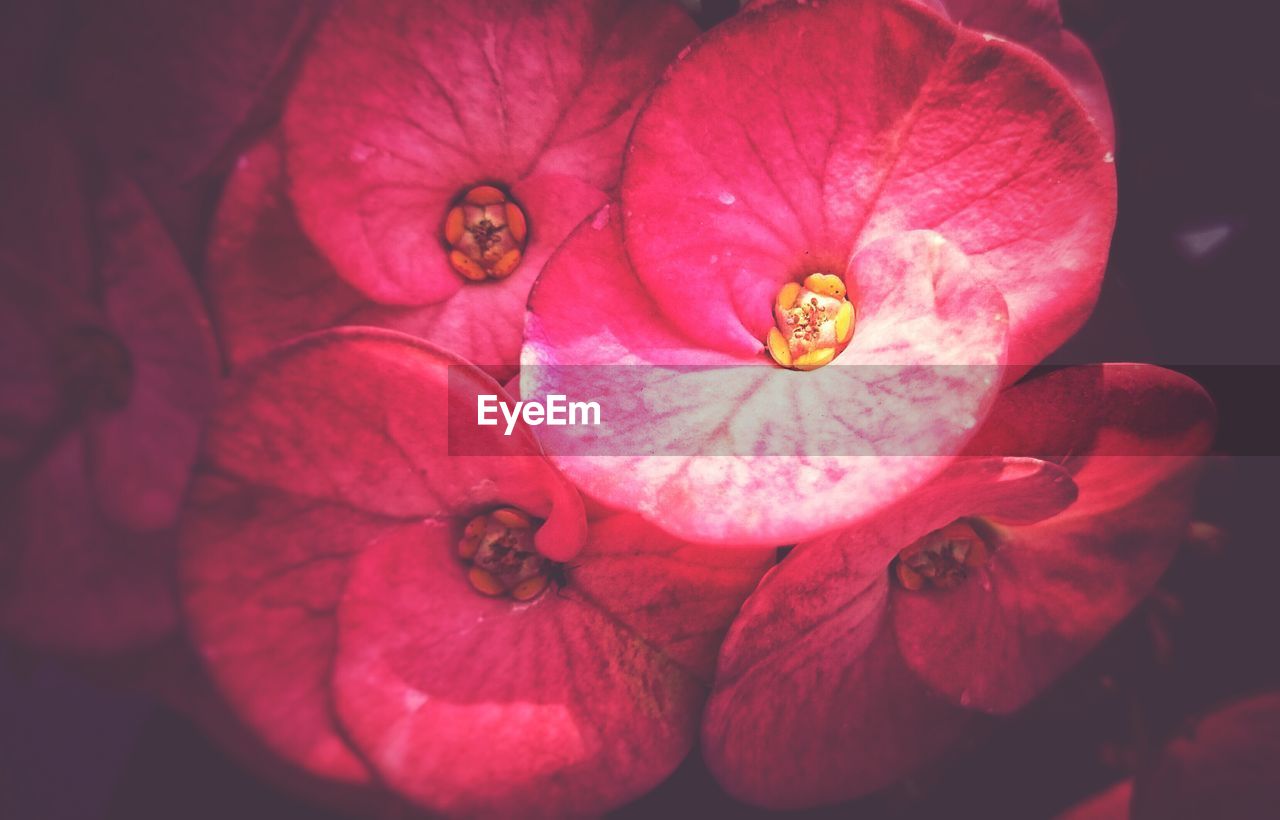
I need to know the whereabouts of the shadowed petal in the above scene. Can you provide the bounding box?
[703,456,1071,806]
[180,330,586,783]
[895,365,1216,712]
[331,513,771,816]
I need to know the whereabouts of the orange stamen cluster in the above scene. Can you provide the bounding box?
[457,507,553,601]
[766,273,855,370]
[444,185,528,282]
[893,520,989,591]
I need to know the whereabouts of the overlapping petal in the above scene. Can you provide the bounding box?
[624,0,1115,368]
[704,365,1214,806]
[207,135,605,381]
[179,329,771,815]
[284,0,696,304]
[524,205,1008,544]
[0,114,218,652]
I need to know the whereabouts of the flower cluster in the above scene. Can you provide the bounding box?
[0,0,1226,816]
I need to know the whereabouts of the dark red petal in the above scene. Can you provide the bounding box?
[704,548,974,808]
[0,435,177,652]
[1056,779,1133,820]
[86,175,220,531]
[331,513,770,816]
[703,456,1070,807]
[623,0,1115,367]
[284,0,695,304]
[1132,694,1280,820]
[180,331,586,782]
[68,0,320,182]
[935,0,1115,148]
[207,136,605,381]
[895,366,1216,713]
[525,208,1008,544]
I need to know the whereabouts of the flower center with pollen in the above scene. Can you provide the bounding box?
[893,520,990,591]
[765,273,855,370]
[457,507,557,601]
[444,185,528,282]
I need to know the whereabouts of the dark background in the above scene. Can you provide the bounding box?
[3,0,1279,817]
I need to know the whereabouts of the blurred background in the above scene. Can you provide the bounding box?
[2,0,1278,816]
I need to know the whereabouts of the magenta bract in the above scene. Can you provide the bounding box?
[178,329,772,815]
[0,113,219,652]
[702,365,1215,808]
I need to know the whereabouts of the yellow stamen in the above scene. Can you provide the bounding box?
[444,185,529,282]
[766,327,793,367]
[511,575,550,602]
[492,508,531,528]
[444,206,465,245]
[803,273,846,299]
[835,301,855,344]
[491,248,522,279]
[456,506,561,601]
[894,519,990,592]
[775,281,802,312]
[464,185,506,206]
[505,201,527,243]
[896,562,926,591]
[449,250,488,281]
[765,273,854,371]
[468,566,505,596]
[792,347,835,371]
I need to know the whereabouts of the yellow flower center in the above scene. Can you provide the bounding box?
[457,507,555,601]
[444,185,528,282]
[893,520,989,592]
[765,273,855,370]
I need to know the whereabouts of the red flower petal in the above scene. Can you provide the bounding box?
[332,513,771,816]
[87,175,220,531]
[703,456,1071,806]
[524,207,1007,544]
[207,135,605,381]
[68,0,320,182]
[284,0,695,304]
[623,0,1115,367]
[1131,694,1280,820]
[1056,778,1133,820]
[0,114,217,652]
[894,365,1216,713]
[180,330,588,783]
[935,0,1115,149]
[0,436,176,652]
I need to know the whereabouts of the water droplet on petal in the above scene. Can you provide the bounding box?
[718,191,736,206]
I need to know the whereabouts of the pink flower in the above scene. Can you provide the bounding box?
[178,329,772,816]
[523,0,1116,544]
[0,112,219,652]
[204,0,697,381]
[701,364,1214,808]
